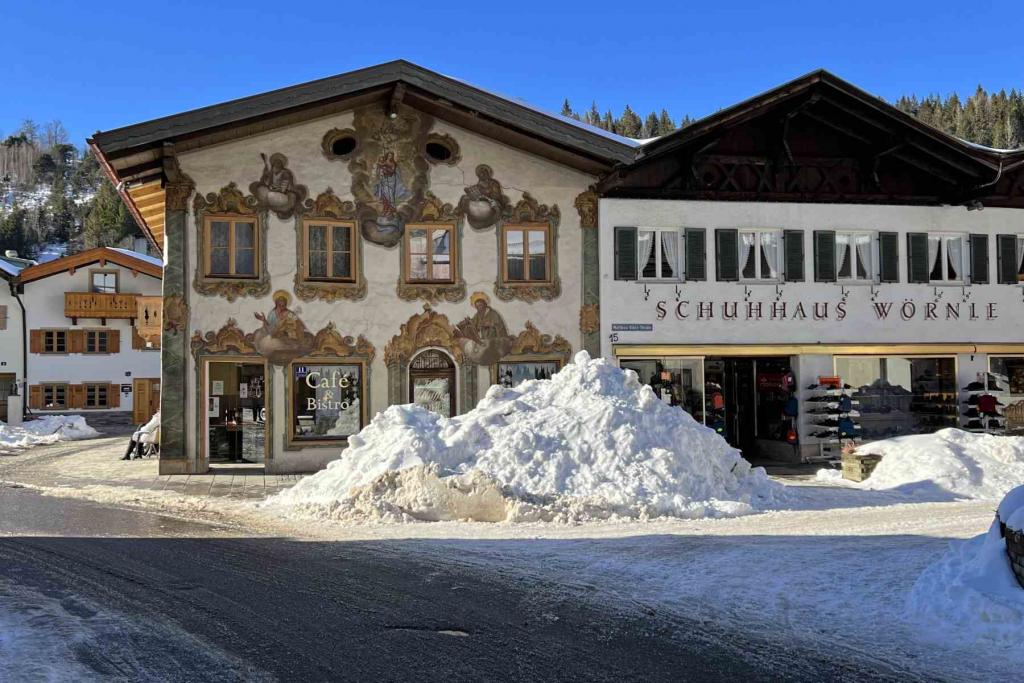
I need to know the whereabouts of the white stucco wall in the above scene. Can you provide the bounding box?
[178,109,596,471]
[599,199,1024,352]
[0,281,25,393]
[24,266,162,413]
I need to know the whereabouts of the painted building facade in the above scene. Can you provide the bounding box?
[17,248,162,423]
[91,61,629,473]
[599,71,1024,462]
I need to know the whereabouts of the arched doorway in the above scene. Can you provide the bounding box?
[409,349,456,417]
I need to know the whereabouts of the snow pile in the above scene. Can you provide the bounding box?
[0,415,98,450]
[268,351,782,523]
[818,429,1024,500]
[906,485,1024,647]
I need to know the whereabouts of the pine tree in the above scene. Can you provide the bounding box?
[618,105,643,138]
[601,110,615,133]
[560,98,574,118]
[658,109,676,134]
[83,178,137,248]
[642,112,660,139]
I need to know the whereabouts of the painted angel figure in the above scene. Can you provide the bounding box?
[456,292,513,365]
[252,290,314,364]
[250,152,306,218]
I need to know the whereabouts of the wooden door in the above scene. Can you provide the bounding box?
[0,374,15,422]
[133,378,160,424]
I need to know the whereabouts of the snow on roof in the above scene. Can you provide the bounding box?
[0,259,22,278]
[109,248,163,268]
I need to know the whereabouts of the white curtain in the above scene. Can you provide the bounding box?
[946,236,962,280]
[928,235,940,278]
[740,232,756,278]
[1017,236,1024,275]
[760,232,779,279]
[855,234,872,280]
[637,230,655,277]
[661,231,680,278]
[836,233,851,278]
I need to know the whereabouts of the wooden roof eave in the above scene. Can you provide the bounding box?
[16,247,162,285]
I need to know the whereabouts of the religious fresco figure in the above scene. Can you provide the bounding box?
[250,152,308,219]
[373,151,410,217]
[252,289,314,364]
[455,291,513,365]
[459,164,509,229]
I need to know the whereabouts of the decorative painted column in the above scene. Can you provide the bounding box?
[459,363,478,413]
[159,153,194,474]
[575,187,600,357]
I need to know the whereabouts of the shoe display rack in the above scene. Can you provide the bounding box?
[961,372,1008,434]
[804,375,861,463]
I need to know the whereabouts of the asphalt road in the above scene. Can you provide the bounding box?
[0,487,909,682]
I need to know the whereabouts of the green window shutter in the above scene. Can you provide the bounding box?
[878,232,900,283]
[969,234,989,284]
[906,233,930,283]
[783,230,804,282]
[614,227,637,280]
[997,234,1019,284]
[684,228,706,281]
[813,230,836,282]
[715,229,738,281]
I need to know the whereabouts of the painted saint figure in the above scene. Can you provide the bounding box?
[456,292,513,365]
[250,152,307,219]
[252,290,314,364]
[373,151,409,217]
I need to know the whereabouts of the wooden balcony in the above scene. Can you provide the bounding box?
[134,296,163,348]
[65,292,139,323]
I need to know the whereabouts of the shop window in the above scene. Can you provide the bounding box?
[501,224,551,283]
[836,231,874,282]
[203,216,258,279]
[405,224,455,283]
[637,228,681,280]
[739,229,781,281]
[495,359,562,388]
[409,349,456,417]
[619,358,705,424]
[927,234,966,284]
[1016,236,1024,282]
[302,219,355,282]
[85,330,110,354]
[991,357,1024,396]
[290,362,364,442]
[42,383,67,409]
[835,356,958,440]
[43,330,67,354]
[84,383,109,409]
[90,270,119,294]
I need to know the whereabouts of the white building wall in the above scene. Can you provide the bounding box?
[599,199,1024,351]
[24,266,162,413]
[0,281,25,396]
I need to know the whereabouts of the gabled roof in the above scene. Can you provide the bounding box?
[0,255,35,280]
[603,69,1023,205]
[17,247,162,285]
[89,60,639,253]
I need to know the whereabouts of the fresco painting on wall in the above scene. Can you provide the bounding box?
[349,108,431,247]
[455,291,513,365]
[252,290,315,364]
[250,153,308,220]
[458,164,509,230]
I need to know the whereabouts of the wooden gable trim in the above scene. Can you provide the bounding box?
[16,247,162,285]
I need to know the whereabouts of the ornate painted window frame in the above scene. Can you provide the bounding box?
[192,183,270,302]
[294,190,367,302]
[489,321,572,384]
[396,193,467,303]
[494,194,561,302]
[284,324,375,450]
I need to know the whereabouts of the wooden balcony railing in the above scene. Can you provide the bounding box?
[135,296,163,348]
[65,292,139,323]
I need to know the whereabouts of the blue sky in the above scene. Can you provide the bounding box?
[2,0,1020,146]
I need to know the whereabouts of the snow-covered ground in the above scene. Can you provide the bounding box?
[0,415,97,453]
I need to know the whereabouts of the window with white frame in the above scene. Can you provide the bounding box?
[637,228,683,280]
[1016,235,1024,282]
[836,231,875,282]
[928,233,967,283]
[739,229,781,281]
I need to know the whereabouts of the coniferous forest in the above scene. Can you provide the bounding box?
[2,85,1023,260]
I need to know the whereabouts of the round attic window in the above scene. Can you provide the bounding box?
[321,128,359,161]
[331,136,357,157]
[423,133,460,166]
[425,142,453,162]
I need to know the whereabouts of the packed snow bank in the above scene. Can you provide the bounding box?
[907,486,1024,648]
[0,415,98,450]
[817,429,1024,500]
[268,351,782,523]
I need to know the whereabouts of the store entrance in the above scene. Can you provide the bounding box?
[205,360,267,468]
[705,357,796,463]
